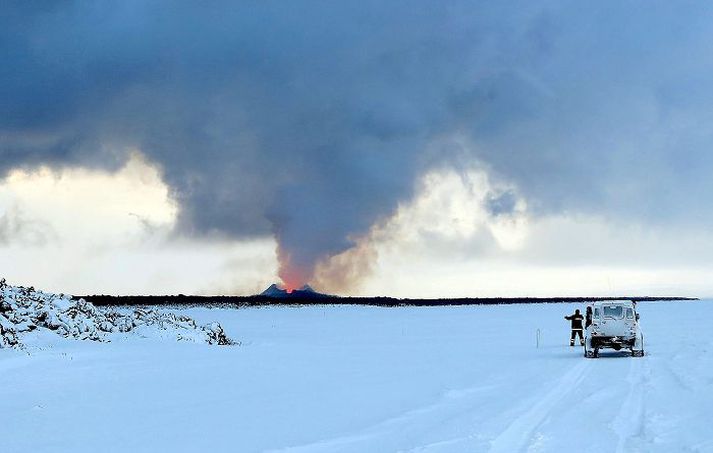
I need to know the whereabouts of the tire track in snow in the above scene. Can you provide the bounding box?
[612,357,647,453]
[488,360,591,453]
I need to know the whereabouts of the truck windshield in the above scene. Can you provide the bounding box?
[603,306,624,319]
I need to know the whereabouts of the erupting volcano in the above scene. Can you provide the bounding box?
[260,283,323,298]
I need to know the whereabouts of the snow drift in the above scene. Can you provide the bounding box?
[0,279,232,348]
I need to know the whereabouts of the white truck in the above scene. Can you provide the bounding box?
[584,300,644,358]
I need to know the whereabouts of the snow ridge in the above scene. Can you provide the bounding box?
[0,278,233,348]
[488,360,592,453]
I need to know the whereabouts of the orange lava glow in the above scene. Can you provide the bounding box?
[277,246,308,294]
[281,279,302,293]
[280,275,303,294]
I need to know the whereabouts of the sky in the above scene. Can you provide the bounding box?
[2,1,713,297]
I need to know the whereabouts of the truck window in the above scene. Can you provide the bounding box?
[626,308,634,319]
[603,305,624,319]
[594,308,600,318]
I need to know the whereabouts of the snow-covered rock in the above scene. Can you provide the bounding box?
[0,278,233,348]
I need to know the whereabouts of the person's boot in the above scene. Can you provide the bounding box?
[570,341,575,346]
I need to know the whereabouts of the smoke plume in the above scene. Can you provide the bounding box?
[4,2,713,289]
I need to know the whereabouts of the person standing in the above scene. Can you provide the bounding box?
[565,309,585,346]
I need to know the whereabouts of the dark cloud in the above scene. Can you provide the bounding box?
[3,1,713,285]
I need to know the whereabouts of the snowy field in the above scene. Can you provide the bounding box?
[1,300,712,453]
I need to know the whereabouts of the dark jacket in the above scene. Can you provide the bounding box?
[565,313,584,330]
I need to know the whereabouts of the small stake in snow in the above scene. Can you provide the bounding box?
[536,328,541,349]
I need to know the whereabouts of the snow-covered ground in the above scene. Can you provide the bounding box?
[1,300,712,453]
